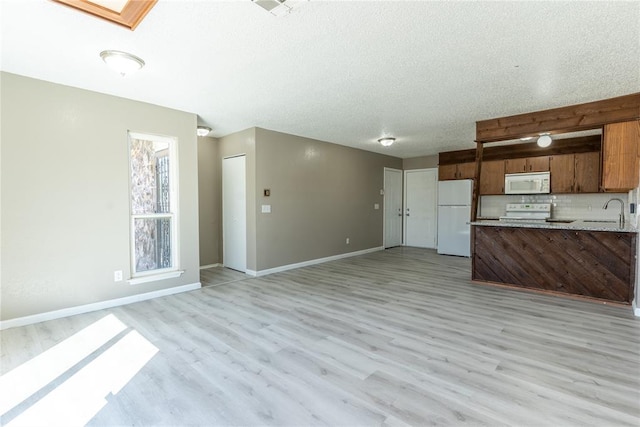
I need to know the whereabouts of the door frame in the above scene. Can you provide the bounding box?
[383,167,403,248]
[403,168,438,247]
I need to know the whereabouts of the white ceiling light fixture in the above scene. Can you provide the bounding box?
[100,50,145,76]
[378,137,395,147]
[197,126,212,137]
[537,133,552,148]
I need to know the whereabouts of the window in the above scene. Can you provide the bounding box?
[128,132,178,278]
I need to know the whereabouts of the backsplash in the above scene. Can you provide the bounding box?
[480,192,635,223]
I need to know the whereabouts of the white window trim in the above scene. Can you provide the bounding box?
[128,270,184,285]
[128,131,180,279]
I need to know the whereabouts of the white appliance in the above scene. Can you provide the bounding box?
[499,203,552,222]
[505,172,550,194]
[437,179,472,257]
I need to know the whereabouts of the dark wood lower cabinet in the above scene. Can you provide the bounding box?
[472,226,636,304]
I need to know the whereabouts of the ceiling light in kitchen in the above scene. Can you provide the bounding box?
[378,137,395,147]
[197,126,212,137]
[537,134,552,147]
[100,50,145,76]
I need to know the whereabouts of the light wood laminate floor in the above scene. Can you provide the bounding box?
[200,266,248,288]
[1,247,639,426]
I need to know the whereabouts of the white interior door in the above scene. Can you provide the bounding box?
[384,168,403,248]
[405,169,438,248]
[223,155,246,272]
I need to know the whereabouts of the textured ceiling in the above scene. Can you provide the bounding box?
[1,0,639,158]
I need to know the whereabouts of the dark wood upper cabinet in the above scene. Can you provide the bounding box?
[457,162,476,179]
[505,156,549,173]
[438,164,458,181]
[550,154,575,193]
[438,162,475,181]
[437,129,627,193]
[527,156,550,172]
[575,152,600,193]
[602,120,640,192]
[479,160,505,195]
[504,158,527,174]
[550,152,600,193]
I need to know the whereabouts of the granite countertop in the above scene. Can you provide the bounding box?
[471,218,638,233]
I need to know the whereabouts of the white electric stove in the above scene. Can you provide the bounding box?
[499,203,552,222]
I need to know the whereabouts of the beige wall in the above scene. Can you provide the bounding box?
[403,154,439,170]
[254,128,402,271]
[198,136,221,266]
[0,72,200,321]
[218,128,257,271]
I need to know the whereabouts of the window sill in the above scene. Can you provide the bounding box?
[128,270,184,285]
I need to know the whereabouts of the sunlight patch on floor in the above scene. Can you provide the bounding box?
[0,314,158,426]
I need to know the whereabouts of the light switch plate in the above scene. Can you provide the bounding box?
[374,203,379,210]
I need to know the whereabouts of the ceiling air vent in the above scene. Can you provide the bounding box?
[251,0,291,16]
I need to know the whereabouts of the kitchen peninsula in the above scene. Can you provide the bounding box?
[455,93,640,307]
[471,220,637,304]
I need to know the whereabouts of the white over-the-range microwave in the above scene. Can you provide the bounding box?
[504,172,550,194]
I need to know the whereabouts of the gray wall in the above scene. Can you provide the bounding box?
[201,128,402,272]
[198,136,221,266]
[218,128,258,271]
[254,128,402,271]
[403,154,439,170]
[1,72,200,321]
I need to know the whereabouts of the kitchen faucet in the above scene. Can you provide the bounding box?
[603,198,625,227]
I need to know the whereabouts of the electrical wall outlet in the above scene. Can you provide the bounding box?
[114,270,123,282]
[346,238,350,244]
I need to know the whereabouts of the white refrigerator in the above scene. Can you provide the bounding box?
[437,179,472,257]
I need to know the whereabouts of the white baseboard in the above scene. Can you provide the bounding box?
[200,263,221,270]
[252,246,384,277]
[0,282,202,331]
